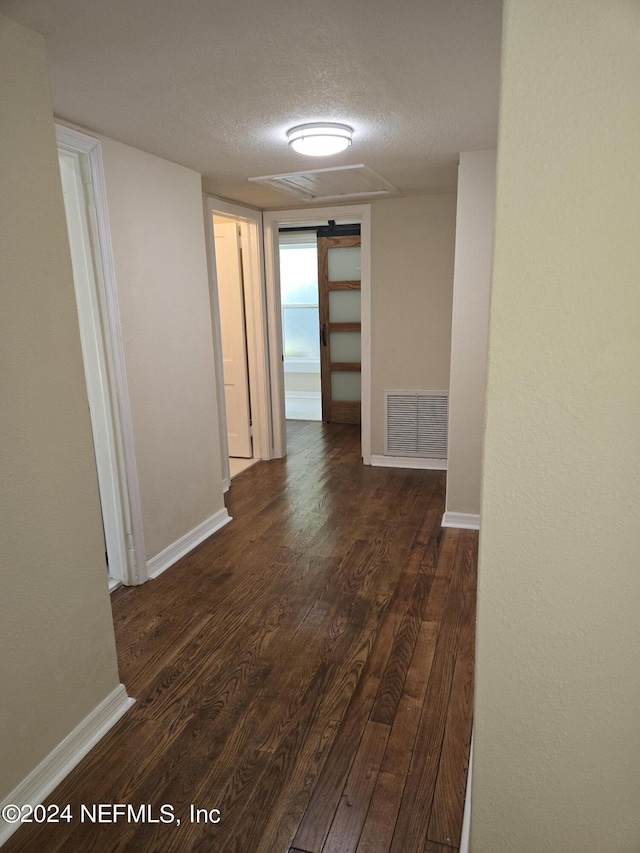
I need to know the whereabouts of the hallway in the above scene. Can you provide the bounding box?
[5,422,476,853]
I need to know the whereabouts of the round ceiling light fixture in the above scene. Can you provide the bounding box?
[287,122,353,157]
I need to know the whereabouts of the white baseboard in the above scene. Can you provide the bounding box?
[442,511,480,530]
[460,732,473,853]
[370,454,447,471]
[147,508,232,579]
[0,684,134,846]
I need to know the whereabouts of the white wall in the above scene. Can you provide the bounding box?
[445,150,496,521]
[473,1,640,851]
[370,194,457,456]
[98,136,225,561]
[0,14,121,799]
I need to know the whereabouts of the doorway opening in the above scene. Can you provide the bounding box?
[263,204,372,463]
[278,222,362,424]
[204,197,273,491]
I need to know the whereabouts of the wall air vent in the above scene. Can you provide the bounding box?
[384,391,448,458]
[248,164,396,203]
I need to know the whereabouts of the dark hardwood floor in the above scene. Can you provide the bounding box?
[5,421,476,853]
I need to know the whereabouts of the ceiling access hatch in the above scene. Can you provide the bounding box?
[248,164,396,203]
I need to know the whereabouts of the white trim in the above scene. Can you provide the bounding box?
[239,215,272,459]
[202,197,231,487]
[360,208,372,465]
[460,732,473,853]
[58,148,130,580]
[263,218,287,456]
[147,508,232,579]
[56,124,146,585]
[442,511,481,530]
[263,204,372,463]
[0,685,134,846]
[370,454,447,471]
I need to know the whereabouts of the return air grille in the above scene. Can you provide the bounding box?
[384,391,448,458]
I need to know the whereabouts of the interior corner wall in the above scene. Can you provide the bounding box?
[97,136,225,562]
[473,1,640,851]
[370,194,456,456]
[0,14,121,798]
[445,150,496,517]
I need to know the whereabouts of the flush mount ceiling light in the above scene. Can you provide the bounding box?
[287,123,353,157]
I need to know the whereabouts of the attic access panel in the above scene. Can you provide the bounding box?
[248,164,396,203]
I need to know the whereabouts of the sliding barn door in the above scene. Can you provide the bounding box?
[317,234,361,424]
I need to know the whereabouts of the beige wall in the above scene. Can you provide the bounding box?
[0,15,121,798]
[473,1,640,851]
[98,137,225,561]
[445,150,496,518]
[370,194,456,455]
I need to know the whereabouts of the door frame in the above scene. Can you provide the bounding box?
[56,124,146,587]
[263,204,372,463]
[204,196,273,490]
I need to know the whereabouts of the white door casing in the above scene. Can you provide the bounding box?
[56,124,146,586]
[58,149,123,580]
[214,221,253,458]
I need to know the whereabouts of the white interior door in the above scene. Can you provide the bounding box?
[214,221,253,458]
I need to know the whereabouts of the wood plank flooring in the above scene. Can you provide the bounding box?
[4,421,476,853]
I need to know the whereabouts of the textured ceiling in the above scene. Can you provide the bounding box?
[2,0,503,209]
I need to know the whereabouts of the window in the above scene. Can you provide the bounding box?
[279,241,320,363]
